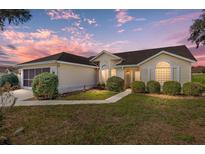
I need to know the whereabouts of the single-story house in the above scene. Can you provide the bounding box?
[17,45,197,93]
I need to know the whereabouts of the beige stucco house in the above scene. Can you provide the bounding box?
[17,45,196,93]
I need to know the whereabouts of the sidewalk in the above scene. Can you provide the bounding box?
[12,89,131,107]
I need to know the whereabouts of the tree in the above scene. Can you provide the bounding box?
[0,10,31,144]
[0,9,31,30]
[188,10,205,48]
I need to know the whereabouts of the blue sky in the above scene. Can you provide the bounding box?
[0,9,204,66]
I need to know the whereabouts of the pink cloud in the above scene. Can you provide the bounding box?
[133,27,142,32]
[103,40,129,50]
[155,12,201,26]
[115,9,134,27]
[135,18,146,21]
[117,29,125,33]
[0,28,129,65]
[164,30,196,48]
[30,29,54,39]
[47,9,80,20]
[0,29,94,63]
[192,58,205,66]
[83,18,98,27]
[190,46,205,66]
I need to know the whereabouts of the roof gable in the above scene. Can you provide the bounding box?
[90,50,122,61]
[114,45,196,66]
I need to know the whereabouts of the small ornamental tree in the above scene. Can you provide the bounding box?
[32,72,58,100]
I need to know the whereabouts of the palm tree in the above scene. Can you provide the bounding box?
[0,9,32,30]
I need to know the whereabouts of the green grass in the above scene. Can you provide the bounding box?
[174,134,195,143]
[192,73,205,85]
[58,89,117,100]
[1,94,205,144]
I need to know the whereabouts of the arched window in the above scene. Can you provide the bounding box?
[155,61,171,84]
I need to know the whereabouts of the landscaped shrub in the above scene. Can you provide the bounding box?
[96,83,106,90]
[163,81,181,95]
[106,76,124,92]
[0,73,19,87]
[183,82,204,96]
[131,81,145,93]
[32,72,58,100]
[147,80,161,93]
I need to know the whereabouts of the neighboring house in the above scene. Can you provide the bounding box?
[0,66,16,77]
[17,45,197,93]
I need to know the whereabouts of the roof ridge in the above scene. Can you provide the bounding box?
[60,51,89,59]
[114,45,186,55]
[57,52,65,61]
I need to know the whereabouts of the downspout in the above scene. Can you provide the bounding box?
[56,61,59,78]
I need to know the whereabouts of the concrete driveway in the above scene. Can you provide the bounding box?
[12,89,33,101]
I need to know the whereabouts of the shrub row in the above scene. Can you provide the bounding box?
[131,80,204,96]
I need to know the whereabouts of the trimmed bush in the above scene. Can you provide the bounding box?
[131,81,145,93]
[163,81,181,95]
[106,76,124,92]
[96,83,106,90]
[183,82,204,96]
[147,80,161,93]
[0,73,19,87]
[32,72,58,100]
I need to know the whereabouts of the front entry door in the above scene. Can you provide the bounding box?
[125,71,131,88]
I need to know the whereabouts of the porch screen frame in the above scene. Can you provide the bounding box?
[23,67,50,87]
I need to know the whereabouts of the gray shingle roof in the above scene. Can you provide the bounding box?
[114,45,196,65]
[19,45,196,66]
[20,52,96,66]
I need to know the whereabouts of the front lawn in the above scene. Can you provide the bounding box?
[58,89,117,100]
[1,94,205,144]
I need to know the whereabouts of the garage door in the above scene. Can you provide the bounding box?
[23,68,50,87]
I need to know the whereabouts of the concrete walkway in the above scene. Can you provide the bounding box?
[12,89,33,101]
[12,89,131,107]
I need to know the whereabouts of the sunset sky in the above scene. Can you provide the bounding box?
[0,9,204,66]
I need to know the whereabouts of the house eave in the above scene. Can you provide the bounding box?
[17,60,99,69]
[16,60,57,68]
[56,61,98,68]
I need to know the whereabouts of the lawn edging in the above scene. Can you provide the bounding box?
[7,89,131,107]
